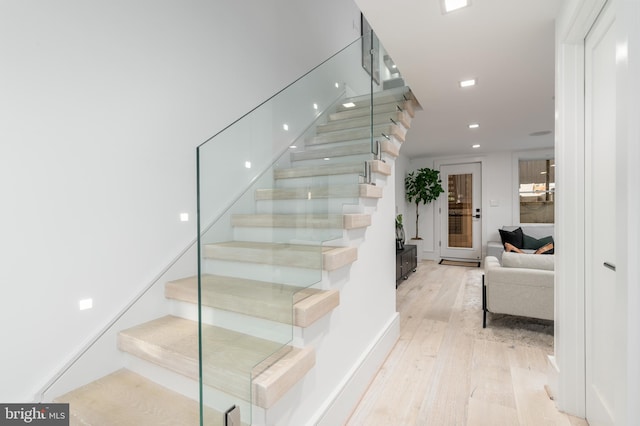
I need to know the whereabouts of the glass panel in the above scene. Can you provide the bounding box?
[197,34,385,425]
[519,159,555,223]
[447,173,473,248]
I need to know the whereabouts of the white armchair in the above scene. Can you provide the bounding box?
[482,252,554,327]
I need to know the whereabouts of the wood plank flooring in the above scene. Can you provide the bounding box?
[346,261,588,426]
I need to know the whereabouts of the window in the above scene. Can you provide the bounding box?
[519,159,555,223]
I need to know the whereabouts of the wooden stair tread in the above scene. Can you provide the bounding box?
[255,184,382,200]
[166,275,339,327]
[274,159,389,179]
[55,369,224,426]
[118,316,314,406]
[203,241,357,271]
[230,213,371,229]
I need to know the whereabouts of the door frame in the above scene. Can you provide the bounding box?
[438,162,482,261]
[434,158,486,263]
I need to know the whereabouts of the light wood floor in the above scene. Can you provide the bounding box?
[346,261,588,426]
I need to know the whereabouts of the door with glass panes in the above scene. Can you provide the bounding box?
[439,163,482,261]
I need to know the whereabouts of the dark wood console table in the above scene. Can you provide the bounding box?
[396,244,417,285]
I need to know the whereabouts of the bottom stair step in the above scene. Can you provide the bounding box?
[55,369,227,426]
[118,316,315,408]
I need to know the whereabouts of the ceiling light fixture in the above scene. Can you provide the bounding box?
[472,144,480,149]
[459,79,476,88]
[468,123,480,129]
[342,102,356,108]
[442,0,470,14]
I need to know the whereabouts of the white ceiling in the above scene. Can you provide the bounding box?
[355,0,562,159]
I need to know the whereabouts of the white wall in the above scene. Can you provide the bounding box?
[0,0,361,402]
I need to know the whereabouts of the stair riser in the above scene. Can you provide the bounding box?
[308,124,406,146]
[230,214,370,230]
[202,258,323,286]
[291,142,373,161]
[274,174,362,188]
[316,111,411,133]
[291,153,373,167]
[231,227,354,245]
[329,100,412,121]
[274,160,389,181]
[169,300,293,343]
[291,144,397,163]
[256,187,359,201]
[274,162,365,179]
[255,184,382,201]
[254,199,364,215]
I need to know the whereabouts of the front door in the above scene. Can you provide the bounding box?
[585,1,618,424]
[439,163,482,261]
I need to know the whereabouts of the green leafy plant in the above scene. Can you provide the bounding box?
[395,214,403,229]
[405,168,444,239]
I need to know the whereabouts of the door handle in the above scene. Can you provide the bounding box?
[474,214,481,218]
[603,262,616,271]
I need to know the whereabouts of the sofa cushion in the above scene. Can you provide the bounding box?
[523,234,555,254]
[501,251,555,271]
[499,227,524,248]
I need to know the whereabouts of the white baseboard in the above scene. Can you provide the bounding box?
[311,313,400,426]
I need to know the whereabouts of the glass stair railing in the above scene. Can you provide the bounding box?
[196,31,417,424]
[38,28,420,426]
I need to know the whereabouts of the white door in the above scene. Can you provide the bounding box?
[585,1,618,424]
[439,163,482,261]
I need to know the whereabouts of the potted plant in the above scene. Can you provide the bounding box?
[405,168,444,259]
[395,214,405,250]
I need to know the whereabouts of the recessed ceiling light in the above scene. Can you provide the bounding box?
[472,144,480,148]
[323,157,330,161]
[342,102,356,108]
[468,123,480,129]
[442,0,470,14]
[282,124,289,131]
[289,145,297,149]
[334,82,340,88]
[180,213,189,222]
[313,103,318,110]
[244,161,251,169]
[459,79,476,88]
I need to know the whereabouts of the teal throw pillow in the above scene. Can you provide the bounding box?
[523,234,554,251]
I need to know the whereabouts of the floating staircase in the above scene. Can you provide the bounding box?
[55,87,420,425]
